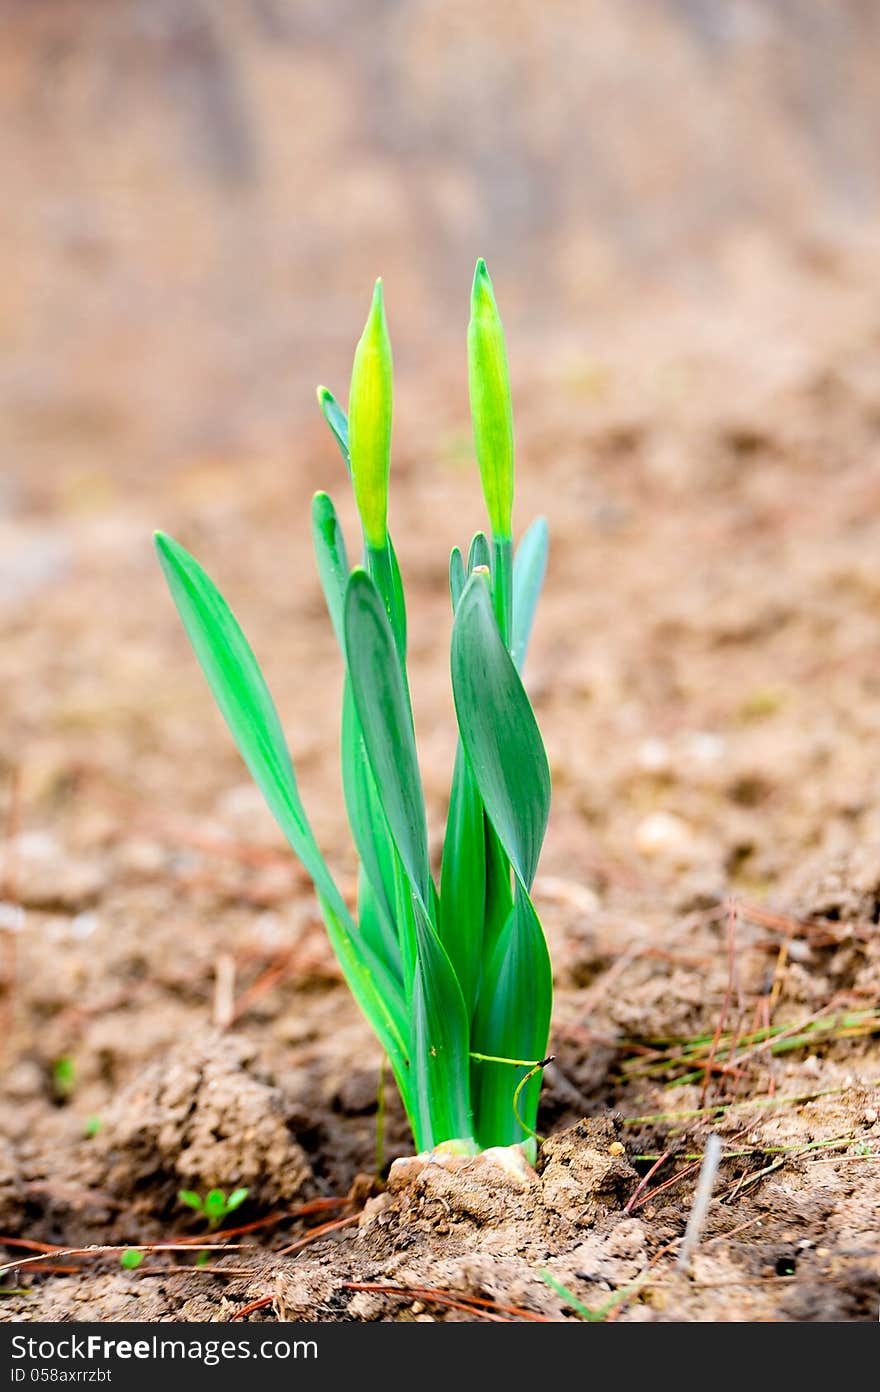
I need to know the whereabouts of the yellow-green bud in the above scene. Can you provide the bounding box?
[348,279,393,549]
[468,258,514,540]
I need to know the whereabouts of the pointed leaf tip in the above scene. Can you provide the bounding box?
[316,386,351,470]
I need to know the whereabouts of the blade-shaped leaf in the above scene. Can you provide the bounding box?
[471,881,552,1148]
[467,531,490,573]
[344,568,429,906]
[409,899,475,1150]
[342,680,401,962]
[366,540,407,661]
[156,532,324,887]
[318,887,412,1118]
[483,818,513,966]
[439,742,486,1016]
[155,532,409,1088]
[449,546,466,611]
[491,533,513,647]
[316,386,350,467]
[345,566,474,1147]
[311,491,349,648]
[451,570,550,891]
[512,516,548,672]
[356,864,402,989]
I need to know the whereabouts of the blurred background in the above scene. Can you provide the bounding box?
[5,0,880,475]
[3,0,880,1096]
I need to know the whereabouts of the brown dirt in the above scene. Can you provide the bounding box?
[2,2,880,1323]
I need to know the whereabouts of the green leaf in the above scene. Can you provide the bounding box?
[311,491,349,649]
[349,279,393,549]
[471,882,552,1148]
[177,1190,203,1212]
[512,517,548,672]
[409,901,475,1150]
[156,533,329,894]
[225,1187,249,1213]
[314,395,406,657]
[491,534,513,647]
[340,680,394,921]
[341,678,402,974]
[439,743,486,1015]
[449,546,466,610]
[451,570,550,891]
[345,567,473,1149]
[120,1249,145,1270]
[204,1190,226,1217]
[469,259,514,540]
[483,818,513,967]
[316,386,350,468]
[155,533,410,1089]
[451,568,552,1145]
[344,568,429,906]
[357,865,402,985]
[366,540,407,660]
[467,531,490,573]
[317,888,412,1116]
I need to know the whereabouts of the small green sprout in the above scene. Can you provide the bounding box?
[83,1115,102,1139]
[120,1249,145,1271]
[156,262,552,1158]
[177,1187,249,1230]
[51,1055,76,1101]
[540,1268,648,1321]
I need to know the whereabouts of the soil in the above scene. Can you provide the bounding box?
[2,2,880,1324]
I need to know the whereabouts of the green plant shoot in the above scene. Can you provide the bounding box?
[156,262,552,1158]
[177,1188,249,1230]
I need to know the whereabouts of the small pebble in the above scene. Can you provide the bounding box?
[864,1108,878,1125]
[0,902,25,933]
[686,732,725,765]
[637,738,671,774]
[71,911,98,939]
[635,812,698,863]
[608,1141,625,1157]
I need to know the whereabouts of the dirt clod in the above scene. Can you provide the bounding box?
[93,1032,313,1210]
[540,1117,638,1226]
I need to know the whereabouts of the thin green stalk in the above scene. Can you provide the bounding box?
[492,534,513,649]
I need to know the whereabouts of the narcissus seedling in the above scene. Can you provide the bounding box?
[156,260,551,1158]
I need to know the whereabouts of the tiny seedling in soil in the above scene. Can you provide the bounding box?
[540,1268,647,1322]
[156,261,552,1157]
[50,1055,75,1102]
[119,1249,145,1270]
[177,1187,250,1230]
